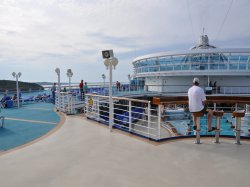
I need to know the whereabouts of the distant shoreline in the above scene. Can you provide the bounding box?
[0,80,44,92]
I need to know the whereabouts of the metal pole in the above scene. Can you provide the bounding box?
[97,96,100,121]
[158,105,162,140]
[214,116,220,143]
[58,73,61,112]
[109,60,113,131]
[235,117,241,145]
[16,76,20,108]
[69,76,71,90]
[129,100,132,132]
[147,101,151,138]
[195,117,201,144]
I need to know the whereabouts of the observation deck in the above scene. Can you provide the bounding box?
[132,35,250,77]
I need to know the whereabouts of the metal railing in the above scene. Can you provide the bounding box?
[85,94,161,140]
[55,91,85,114]
[84,94,250,142]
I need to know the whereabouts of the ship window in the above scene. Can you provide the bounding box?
[239,56,248,62]
[174,65,181,70]
[239,64,246,70]
[229,63,237,70]
[229,55,239,62]
[210,63,218,70]
[218,64,227,70]
[182,64,190,70]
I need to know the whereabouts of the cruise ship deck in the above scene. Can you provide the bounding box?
[0,113,249,187]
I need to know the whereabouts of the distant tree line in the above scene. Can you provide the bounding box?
[0,80,44,92]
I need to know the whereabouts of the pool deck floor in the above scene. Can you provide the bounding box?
[0,113,250,187]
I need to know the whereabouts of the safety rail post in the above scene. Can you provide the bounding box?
[97,96,100,121]
[147,101,151,138]
[129,100,132,132]
[60,93,64,112]
[193,112,204,144]
[85,95,89,114]
[232,111,245,145]
[157,105,162,140]
[67,92,72,114]
[55,91,58,110]
[70,93,73,114]
[213,111,224,143]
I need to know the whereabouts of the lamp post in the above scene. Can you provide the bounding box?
[67,69,73,91]
[55,68,61,111]
[128,74,131,93]
[12,72,21,108]
[102,74,106,95]
[103,56,118,131]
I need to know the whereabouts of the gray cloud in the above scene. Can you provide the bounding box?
[0,0,249,82]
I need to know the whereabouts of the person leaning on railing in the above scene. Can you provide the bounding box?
[188,77,216,132]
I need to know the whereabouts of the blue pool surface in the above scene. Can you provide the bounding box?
[0,102,60,151]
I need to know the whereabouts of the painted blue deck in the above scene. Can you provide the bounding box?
[0,103,60,151]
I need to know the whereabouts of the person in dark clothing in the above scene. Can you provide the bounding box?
[79,80,84,100]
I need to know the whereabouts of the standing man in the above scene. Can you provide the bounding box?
[51,83,56,104]
[79,80,84,100]
[83,82,88,94]
[188,77,215,132]
[83,82,88,100]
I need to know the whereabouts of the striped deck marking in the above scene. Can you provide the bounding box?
[5,117,58,125]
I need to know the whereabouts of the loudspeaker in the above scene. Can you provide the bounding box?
[102,50,114,59]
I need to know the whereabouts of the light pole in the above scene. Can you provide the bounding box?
[67,69,73,91]
[128,74,131,93]
[12,72,21,108]
[55,68,61,111]
[102,74,106,95]
[103,54,118,131]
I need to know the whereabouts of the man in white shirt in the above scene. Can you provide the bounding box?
[188,77,215,132]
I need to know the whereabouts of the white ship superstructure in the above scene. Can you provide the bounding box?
[132,35,250,94]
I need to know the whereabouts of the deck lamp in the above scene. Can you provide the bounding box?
[67,69,73,90]
[102,50,119,131]
[55,68,61,111]
[12,72,22,108]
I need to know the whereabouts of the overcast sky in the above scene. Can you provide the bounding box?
[0,0,250,83]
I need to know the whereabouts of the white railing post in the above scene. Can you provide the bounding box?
[158,105,162,140]
[97,96,100,121]
[86,95,89,114]
[147,101,151,138]
[129,100,132,132]
[67,93,72,114]
[60,93,64,112]
[213,103,216,110]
